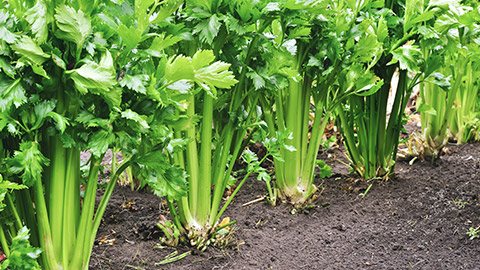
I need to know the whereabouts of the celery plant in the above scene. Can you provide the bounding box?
[257,0,384,205]
[145,0,276,249]
[337,0,450,179]
[415,2,480,158]
[0,1,187,269]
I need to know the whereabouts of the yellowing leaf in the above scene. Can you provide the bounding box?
[219,217,231,231]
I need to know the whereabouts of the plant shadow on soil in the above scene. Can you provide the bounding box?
[90,142,480,270]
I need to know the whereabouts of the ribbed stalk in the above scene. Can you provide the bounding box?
[6,193,22,231]
[0,224,9,256]
[284,77,302,190]
[84,156,132,269]
[68,157,102,270]
[196,93,213,226]
[33,167,60,270]
[298,79,313,189]
[185,96,200,218]
[302,110,331,189]
[62,148,80,265]
[15,190,39,248]
[172,131,193,227]
[208,126,234,225]
[47,137,67,265]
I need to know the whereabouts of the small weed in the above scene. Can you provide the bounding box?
[452,199,468,209]
[466,226,479,240]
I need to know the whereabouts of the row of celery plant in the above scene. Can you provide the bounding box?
[0,0,190,269]
[414,1,480,159]
[3,2,478,268]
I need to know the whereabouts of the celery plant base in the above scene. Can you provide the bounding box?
[276,184,318,209]
[407,132,448,161]
[157,218,236,251]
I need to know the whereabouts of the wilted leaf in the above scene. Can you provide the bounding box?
[52,53,66,70]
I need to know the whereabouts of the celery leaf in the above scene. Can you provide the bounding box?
[54,4,91,47]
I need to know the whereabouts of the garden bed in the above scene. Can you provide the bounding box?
[90,142,480,269]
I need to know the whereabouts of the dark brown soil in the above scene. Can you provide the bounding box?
[90,142,480,270]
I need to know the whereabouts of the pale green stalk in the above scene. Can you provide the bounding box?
[68,157,102,270]
[33,166,60,270]
[196,93,213,225]
[185,96,200,217]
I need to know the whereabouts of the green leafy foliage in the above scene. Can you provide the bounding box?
[0,0,192,268]
[0,227,41,270]
[0,175,26,213]
[24,1,50,44]
[54,5,91,47]
[389,43,422,72]
[11,36,49,65]
[335,0,454,178]
[0,79,26,111]
[413,0,480,158]
[6,142,50,187]
[316,160,332,179]
[133,151,188,199]
[67,60,117,95]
